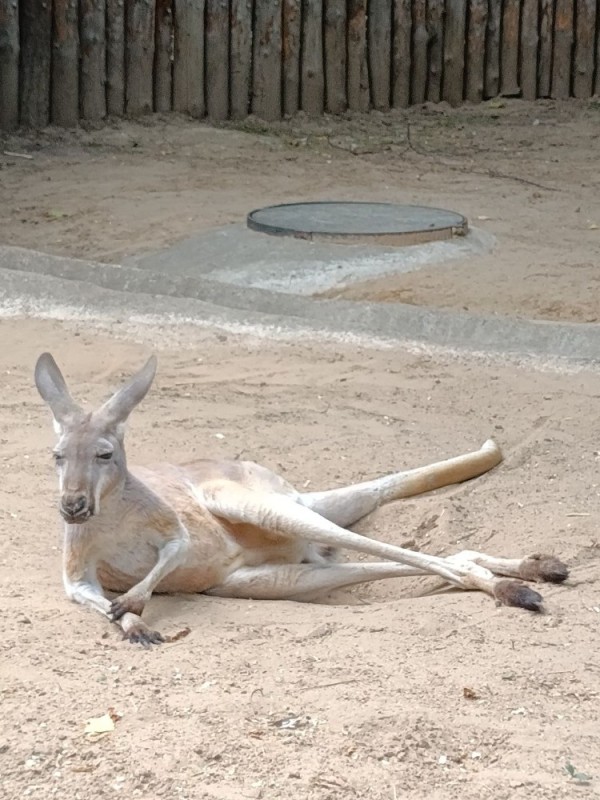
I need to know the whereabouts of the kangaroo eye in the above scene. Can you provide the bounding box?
[97,452,113,461]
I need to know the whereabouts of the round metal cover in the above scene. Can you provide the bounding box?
[247,201,468,246]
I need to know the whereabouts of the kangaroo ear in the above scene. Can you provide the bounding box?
[95,355,157,427]
[34,352,84,427]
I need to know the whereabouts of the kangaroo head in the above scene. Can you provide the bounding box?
[34,352,157,524]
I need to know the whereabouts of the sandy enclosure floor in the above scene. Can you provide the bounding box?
[1,317,599,800]
[1,99,600,322]
[1,98,600,798]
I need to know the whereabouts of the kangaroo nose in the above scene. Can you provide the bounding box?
[61,494,89,520]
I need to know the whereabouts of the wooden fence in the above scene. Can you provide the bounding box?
[1,0,599,131]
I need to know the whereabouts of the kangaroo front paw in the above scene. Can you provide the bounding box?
[110,592,147,620]
[123,622,165,647]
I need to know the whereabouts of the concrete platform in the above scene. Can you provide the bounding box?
[1,243,599,367]
[123,223,493,296]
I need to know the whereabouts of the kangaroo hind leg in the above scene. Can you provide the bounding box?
[299,439,503,528]
[205,562,426,601]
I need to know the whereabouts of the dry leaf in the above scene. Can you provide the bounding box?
[107,707,122,723]
[164,626,191,643]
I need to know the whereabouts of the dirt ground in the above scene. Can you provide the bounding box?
[1,99,600,321]
[1,100,600,799]
[1,317,600,799]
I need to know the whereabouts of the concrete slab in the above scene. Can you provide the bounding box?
[1,245,599,367]
[123,223,495,296]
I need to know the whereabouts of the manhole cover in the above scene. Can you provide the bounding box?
[247,201,468,246]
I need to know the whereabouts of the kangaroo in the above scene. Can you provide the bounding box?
[34,352,568,645]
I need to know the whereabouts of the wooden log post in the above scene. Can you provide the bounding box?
[206,0,230,120]
[106,0,125,115]
[126,0,156,114]
[282,0,301,115]
[301,0,324,114]
[19,0,52,128]
[465,0,486,103]
[551,0,573,99]
[348,0,369,111]
[500,0,520,96]
[573,0,596,98]
[426,0,444,103]
[0,0,20,130]
[252,0,282,120]
[324,0,346,113]
[173,0,205,116]
[80,0,107,120]
[538,0,554,98]
[391,0,410,108]
[519,0,538,101]
[368,0,392,110]
[410,0,427,105]
[442,0,466,106]
[52,0,79,126]
[154,0,174,112]
[230,0,252,118]
[484,0,501,97]
[596,10,600,96]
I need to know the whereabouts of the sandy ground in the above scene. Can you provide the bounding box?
[1,100,600,798]
[1,99,600,322]
[1,316,599,799]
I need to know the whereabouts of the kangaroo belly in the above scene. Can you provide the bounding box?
[96,540,169,592]
[97,560,149,593]
[96,534,245,595]
[96,554,243,594]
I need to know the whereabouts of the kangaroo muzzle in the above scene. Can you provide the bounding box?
[60,493,94,523]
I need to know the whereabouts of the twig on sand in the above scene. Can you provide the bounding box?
[3,151,34,160]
